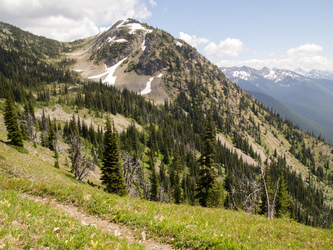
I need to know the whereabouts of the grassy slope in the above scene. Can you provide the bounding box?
[0,189,142,249]
[0,117,332,249]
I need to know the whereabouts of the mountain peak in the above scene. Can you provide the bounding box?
[306,69,333,80]
[68,18,228,103]
[113,19,153,34]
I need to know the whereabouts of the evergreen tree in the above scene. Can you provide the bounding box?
[159,162,170,202]
[149,150,159,201]
[172,145,183,204]
[20,119,28,141]
[206,178,225,208]
[40,109,48,147]
[48,125,56,150]
[4,93,24,147]
[54,159,60,168]
[101,117,127,196]
[173,171,182,204]
[275,174,289,218]
[196,110,218,207]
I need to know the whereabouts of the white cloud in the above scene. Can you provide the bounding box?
[0,0,152,41]
[286,43,322,57]
[26,16,99,42]
[179,32,209,48]
[149,0,157,7]
[204,38,245,58]
[216,43,333,71]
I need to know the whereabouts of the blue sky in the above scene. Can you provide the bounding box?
[1,0,332,71]
[146,0,333,71]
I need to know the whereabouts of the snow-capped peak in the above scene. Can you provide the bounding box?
[294,68,308,76]
[306,69,333,80]
[264,68,277,80]
[117,19,153,34]
[232,70,251,80]
[221,66,255,81]
[257,67,305,85]
[220,66,307,86]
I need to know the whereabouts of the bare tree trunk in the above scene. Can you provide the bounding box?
[122,152,143,198]
[24,113,38,143]
[261,166,280,220]
[229,169,261,213]
[229,184,238,210]
[69,133,95,181]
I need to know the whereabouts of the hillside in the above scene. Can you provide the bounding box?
[1,17,333,242]
[0,127,332,248]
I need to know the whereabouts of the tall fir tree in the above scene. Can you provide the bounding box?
[101,117,127,196]
[149,150,159,201]
[196,110,218,207]
[275,173,289,218]
[172,145,183,204]
[4,93,24,147]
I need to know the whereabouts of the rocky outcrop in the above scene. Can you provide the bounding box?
[135,58,169,76]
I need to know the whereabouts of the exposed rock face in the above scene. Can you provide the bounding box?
[136,58,168,76]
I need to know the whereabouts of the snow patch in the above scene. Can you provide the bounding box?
[75,69,83,72]
[114,38,127,43]
[157,73,163,78]
[140,77,154,95]
[264,69,277,80]
[106,36,116,43]
[103,57,128,85]
[176,41,183,47]
[232,71,251,81]
[98,36,115,50]
[88,66,110,79]
[141,35,146,51]
[117,20,153,52]
[88,57,128,85]
[118,20,153,34]
[98,37,127,50]
[261,68,299,83]
[116,20,127,29]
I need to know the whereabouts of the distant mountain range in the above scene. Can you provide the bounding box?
[220,66,333,142]
[294,68,333,80]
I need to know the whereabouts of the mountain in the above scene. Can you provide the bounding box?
[295,68,333,80]
[220,66,333,143]
[68,19,226,103]
[1,19,333,231]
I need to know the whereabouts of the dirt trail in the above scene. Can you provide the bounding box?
[21,193,172,250]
